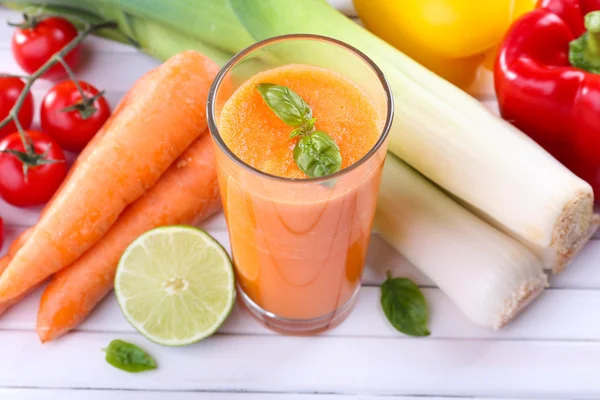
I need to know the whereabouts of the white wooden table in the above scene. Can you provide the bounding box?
[1,4,600,399]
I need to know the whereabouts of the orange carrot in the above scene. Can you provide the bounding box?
[0,256,13,316]
[37,133,221,342]
[0,255,32,316]
[0,51,219,302]
[0,69,159,316]
[0,87,123,311]
[0,256,8,275]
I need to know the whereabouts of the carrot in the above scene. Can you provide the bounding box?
[0,51,219,302]
[0,70,159,316]
[0,256,8,275]
[37,133,221,342]
[0,254,33,316]
[0,256,13,316]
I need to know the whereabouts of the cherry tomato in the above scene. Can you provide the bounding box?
[0,131,67,207]
[11,17,80,79]
[0,77,34,139]
[41,80,111,152]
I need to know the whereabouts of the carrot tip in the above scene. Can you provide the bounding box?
[36,327,52,343]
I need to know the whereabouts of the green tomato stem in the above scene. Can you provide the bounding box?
[7,13,41,30]
[56,55,88,100]
[0,73,29,79]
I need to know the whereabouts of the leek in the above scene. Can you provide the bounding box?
[5,0,594,273]
[376,156,548,329]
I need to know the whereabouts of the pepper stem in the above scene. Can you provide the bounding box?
[569,11,600,73]
[585,12,600,56]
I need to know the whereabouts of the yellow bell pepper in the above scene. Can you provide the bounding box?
[353,0,536,90]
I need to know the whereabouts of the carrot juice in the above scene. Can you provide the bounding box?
[207,35,393,334]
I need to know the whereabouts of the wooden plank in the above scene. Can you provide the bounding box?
[0,330,598,398]
[3,273,600,341]
[550,241,600,287]
[0,389,523,400]
[82,285,600,340]
[0,49,158,93]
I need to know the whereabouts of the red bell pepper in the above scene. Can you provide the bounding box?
[495,0,600,198]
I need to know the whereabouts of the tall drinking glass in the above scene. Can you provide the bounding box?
[207,34,393,334]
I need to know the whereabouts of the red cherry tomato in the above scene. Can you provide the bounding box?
[0,131,67,207]
[0,77,34,139]
[41,80,111,152]
[11,17,80,79]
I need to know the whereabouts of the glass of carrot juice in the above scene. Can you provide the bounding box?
[207,34,393,334]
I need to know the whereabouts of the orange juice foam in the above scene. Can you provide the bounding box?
[219,64,382,179]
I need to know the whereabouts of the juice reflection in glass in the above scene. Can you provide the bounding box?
[207,35,393,334]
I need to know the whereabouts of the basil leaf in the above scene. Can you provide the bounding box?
[256,83,312,127]
[381,274,430,337]
[293,130,342,178]
[104,339,157,373]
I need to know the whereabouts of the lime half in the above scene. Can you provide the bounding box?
[115,226,235,346]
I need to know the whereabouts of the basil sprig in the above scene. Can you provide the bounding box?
[381,273,430,337]
[104,339,157,373]
[256,83,342,178]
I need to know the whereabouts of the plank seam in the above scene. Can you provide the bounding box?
[0,386,551,399]
[6,328,600,343]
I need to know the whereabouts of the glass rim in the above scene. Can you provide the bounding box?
[206,33,395,184]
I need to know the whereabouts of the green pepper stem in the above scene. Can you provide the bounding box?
[584,11,600,58]
[569,11,600,73]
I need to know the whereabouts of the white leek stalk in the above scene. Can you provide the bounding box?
[375,155,548,329]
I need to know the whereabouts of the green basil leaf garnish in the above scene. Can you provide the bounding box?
[381,273,430,337]
[256,83,342,179]
[256,83,312,127]
[104,339,157,373]
[293,130,342,178]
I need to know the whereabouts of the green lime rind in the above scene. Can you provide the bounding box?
[115,225,235,347]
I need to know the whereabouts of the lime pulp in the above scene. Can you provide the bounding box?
[114,226,235,346]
